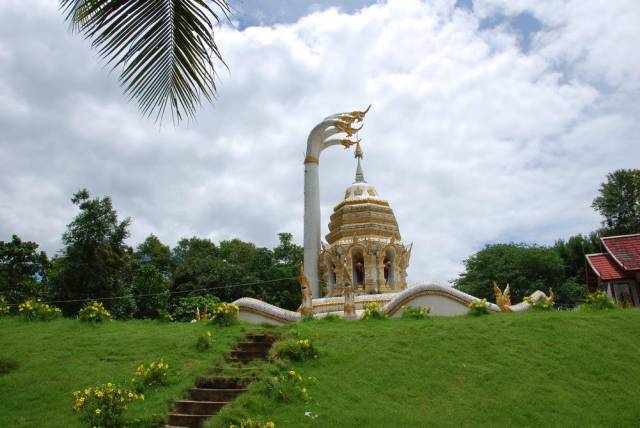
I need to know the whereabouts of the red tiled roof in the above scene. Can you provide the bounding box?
[602,234,640,271]
[586,253,629,281]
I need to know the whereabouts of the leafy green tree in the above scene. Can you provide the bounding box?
[135,234,172,275]
[170,237,222,300]
[50,189,134,316]
[263,232,303,310]
[0,235,49,305]
[454,243,567,305]
[592,169,640,235]
[60,0,231,122]
[132,264,169,319]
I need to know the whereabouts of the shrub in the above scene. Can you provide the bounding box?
[171,295,221,322]
[0,357,19,375]
[195,331,213,351]
[209,303,239,327]
[361,302,386,320]
[401,305,430,320]
[0,296,9,316]
[468,298,490,316]
[131,360,169,392]
[321,313,340,321]
[156,309,174,322]
[109,293,137,320]
[524,295,553,311]
[583,290,616,310]
[228,419,276,428]
[72,383,143,428]
[18,299,61,321]
[78,301,111,323]
[265,370,311,402]
[270,338,318,362]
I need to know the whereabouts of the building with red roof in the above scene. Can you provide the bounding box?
[586,233,640,307]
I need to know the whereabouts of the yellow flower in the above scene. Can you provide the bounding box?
[95,409,101,415]
[265,422,276,428]
[95,391,104,398]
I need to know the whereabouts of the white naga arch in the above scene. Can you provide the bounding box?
[303,105,371,297]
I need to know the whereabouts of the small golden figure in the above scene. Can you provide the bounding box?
[299,264,314,317]
[493,282,512,312]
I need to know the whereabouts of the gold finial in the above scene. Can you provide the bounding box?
[354,141,363,159]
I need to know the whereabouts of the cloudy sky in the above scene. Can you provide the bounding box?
[1,0,638,284]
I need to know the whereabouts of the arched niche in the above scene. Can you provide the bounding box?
[350,246,366,290]
[384,246,396,288]
[324,254,336,296]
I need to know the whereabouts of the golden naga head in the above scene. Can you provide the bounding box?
[334,119,364,136]
[340,137,360,149]
[339,104,372,123]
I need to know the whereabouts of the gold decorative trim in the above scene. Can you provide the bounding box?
[333,198,390,211]
[386,290,469,316]
[328,216,399,230]
[304,156,319,164]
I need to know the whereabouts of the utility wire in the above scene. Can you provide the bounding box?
[7,276,299,307]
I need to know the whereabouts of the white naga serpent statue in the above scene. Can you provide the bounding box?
[303,105,371,297]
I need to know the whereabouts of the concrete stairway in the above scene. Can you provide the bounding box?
[165,332,277,428]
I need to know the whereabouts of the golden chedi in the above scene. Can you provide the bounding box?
[320,142,412,297]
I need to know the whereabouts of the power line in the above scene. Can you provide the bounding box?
[6,276,299,308]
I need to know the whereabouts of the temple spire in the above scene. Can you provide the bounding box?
[354,141,366,183]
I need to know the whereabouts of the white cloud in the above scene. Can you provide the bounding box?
[0,0,638,284]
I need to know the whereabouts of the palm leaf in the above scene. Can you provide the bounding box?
[60,0,230,122]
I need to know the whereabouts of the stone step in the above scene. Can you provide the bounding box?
[195,376,254,389]
[167,413,209,428]
[235,341,272,352]
[227,349,269,361]
[190,387,247,401]
[245,333,278,343]
[172,400,227,415]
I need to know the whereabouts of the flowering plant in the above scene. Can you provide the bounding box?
[228,419,276,428]
[131,360,169,392]
[72,383,143,427]
[271,337,318,362]
[523,295,553,311]
[265,370,311,402]
[401,305,430,320]
[362,302,386,320]
[78,301,111,323]
[209,303,239,326]
[468,298,490,316]
[583,290,616,310]
[18,299,61,321]
[0,296,9,317]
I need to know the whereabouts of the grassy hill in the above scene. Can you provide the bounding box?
[2,310,640,427]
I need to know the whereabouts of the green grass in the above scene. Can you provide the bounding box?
[214,310,640,428]
[0,318,253,427]
[2,311,640,428]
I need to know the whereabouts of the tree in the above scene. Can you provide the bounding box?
[592,169,640,235]
[60,0,231,122]
[132,264,169,318]
[170,236,222,300]
[454,243,567,305]
[50,189,134,316]
[135,234,172,275]
[0,235,49,305]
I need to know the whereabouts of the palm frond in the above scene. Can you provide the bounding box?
[60,0,230,122]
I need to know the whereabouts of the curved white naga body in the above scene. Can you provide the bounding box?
[303,106,370,297]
